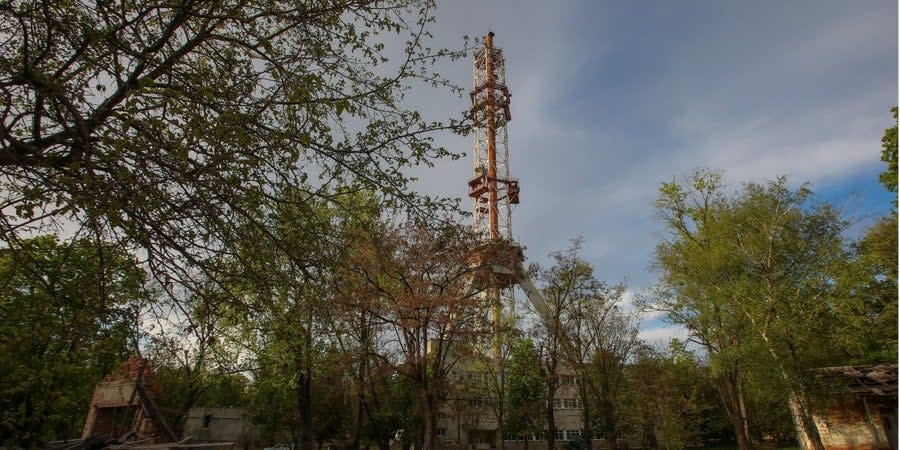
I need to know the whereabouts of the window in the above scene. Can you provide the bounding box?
[466,371,492,385]
[553,398,582,409]
[436,428,447,437]
[566,430,582,441]
[202,414,212,428]
[555,430,566,441]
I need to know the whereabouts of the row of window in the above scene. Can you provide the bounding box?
[465,371,493,384]
[506,430,583,441]
[551,398,582,410]
[462,371,580,387]
[458,397,581,410]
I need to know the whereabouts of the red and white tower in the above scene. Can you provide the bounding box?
[467,32,522,356]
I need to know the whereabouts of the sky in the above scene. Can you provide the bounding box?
[397,0,898,346]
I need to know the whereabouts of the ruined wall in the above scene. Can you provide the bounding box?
[810,398,892,450]
[80,357,166,441]
[183,407,258,445]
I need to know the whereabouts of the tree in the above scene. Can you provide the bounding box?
[832,214,898,363]
[831,109,899,363]
[504,337,545,449]
[0,236,147,447]
[144,278,244,431]
[630,342,730,450]
[342,222,489,450]
[218,187,376,450]
[529,238,638,450]
[580,309,641,450]
[528,243,577,450]
[358,364,418,450]
[646,170,754,450]
[879,106,898,194]
[652,170,854,450]
[0,0,469,315]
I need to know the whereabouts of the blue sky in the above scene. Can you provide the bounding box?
[404,1,898,344]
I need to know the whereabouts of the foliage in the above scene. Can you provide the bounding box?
[342,221,489,450]
[0,0,471,321]
[358,368,419,450]
[504,338,545,440]
[832,213,898,363]
[222,188,379,449]
[880,107,898,194]
[0,236,146,446]
[153,364,249,431]
[529,237,638,447]
[631,342,732,450]
[651,170,861,450]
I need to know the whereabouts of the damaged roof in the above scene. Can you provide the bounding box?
[819,364,898,397]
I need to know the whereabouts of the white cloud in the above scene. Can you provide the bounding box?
[401,0,896,295]
[638,324,691,346]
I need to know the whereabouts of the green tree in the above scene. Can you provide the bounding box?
[358,365,418,450]
[144,278,244,431]
[652,171,854,450]
[879,107,898,194]
[531,238,639,449]
[0,0,470,317]
[504,338,545,449]
[646,170,754,450]
[0,236,147,447]
[220,187,376,450]
[831,111,899,362]
[832,215,898,363]
[528,242,579,450]
[630,342,730,450]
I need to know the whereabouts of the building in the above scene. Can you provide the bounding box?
[183,407,259,448]
[434,360,637,450]
[793,364,897,450]
[81,356,176,442]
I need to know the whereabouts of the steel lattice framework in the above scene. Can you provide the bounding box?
[467,32,521,357]
[468,32,517,242]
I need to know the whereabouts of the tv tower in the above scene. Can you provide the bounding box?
[467,32,522,357]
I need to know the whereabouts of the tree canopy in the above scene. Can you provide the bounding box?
[0,235,147,447]
[0,0,469,306]
[879,107,898,194]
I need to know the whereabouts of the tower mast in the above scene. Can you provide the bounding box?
[468,32,519,357]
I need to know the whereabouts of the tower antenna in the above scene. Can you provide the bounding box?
[468,32,520,357]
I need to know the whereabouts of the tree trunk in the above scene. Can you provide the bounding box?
[297,370,314,450]
[420,389,437,450]
[718,371,752,450]
[496,411,505,450]
[756,327,824,450]
[579,383,592,441]
[787,389,824,450]
[350,311,369,450]
[546,382,556,450]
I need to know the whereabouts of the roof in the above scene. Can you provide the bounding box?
[819,364,898,397]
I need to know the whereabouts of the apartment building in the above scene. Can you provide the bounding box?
[435,369,587,449]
